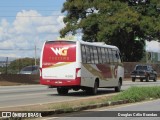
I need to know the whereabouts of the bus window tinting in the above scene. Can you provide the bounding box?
[108,49,113,63]
[81,45,87,63]
[105,48,110,63]
[86,46,91,63]
[90,47,94,64]
[112,50,118,63]
[101,48,106,63]
[93,47,98,64]
[81,45,121,64]
[97,47,102,64]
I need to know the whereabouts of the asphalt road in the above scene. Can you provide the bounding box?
[1,80,160,108]
[53,99,160,120]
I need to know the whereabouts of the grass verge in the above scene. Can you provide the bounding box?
[49,86,160,113]
[111,86,160,103]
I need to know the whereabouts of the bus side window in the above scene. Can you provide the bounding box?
[116,51,122,63]
[112,50,118,63]
[86,45,91,63]
[105,48,110,63]
[108,49,113,63]
[93,47,98,64]
[97,47,102,64]
[90,46,94,64]
[101,48,106,63]
[81,45,87,63]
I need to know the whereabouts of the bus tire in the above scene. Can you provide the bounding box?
[146,76,149,82]
[153,75,157,82]
[115,80,122,92]
[132,78,135,82]
[92,80,98,95]
[57,88,69,95]
[140,78,143,82]
[86,80,98,95]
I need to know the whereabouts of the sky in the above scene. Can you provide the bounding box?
[0,0,159,59]
[146,41,160,53]
[0,0,66,58]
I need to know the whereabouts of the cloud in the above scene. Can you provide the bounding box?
[0,19,10,42]
[0,10,65,58]
[146,41,160,53]
[1,19,9,28]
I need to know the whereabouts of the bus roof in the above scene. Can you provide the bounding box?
[45,40,118,49]
[80,40,118,49]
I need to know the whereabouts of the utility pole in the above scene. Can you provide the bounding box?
[35,44,37,66]
[5,57,8,74]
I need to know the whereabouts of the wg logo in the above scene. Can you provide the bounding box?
[51,47,69,56]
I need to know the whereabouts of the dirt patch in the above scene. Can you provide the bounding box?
[0,80,24,86]
[0,74,39,86]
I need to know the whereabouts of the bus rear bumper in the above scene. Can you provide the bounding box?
[40,77,81,87]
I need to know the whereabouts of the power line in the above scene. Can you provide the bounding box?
[0,48,41,51]
[0,6,62,7]
[0,10,62,12]
[0,15,65,18]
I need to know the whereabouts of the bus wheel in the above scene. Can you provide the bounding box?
[140,78,143,82]
[153,75,157,82]
[146,76,149,82]
[92,81,98,95]
[57,88,69,95]
[115,80,121,92]
[86,81,98,95]
[132,78,135,82]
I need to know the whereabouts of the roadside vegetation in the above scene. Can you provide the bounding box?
[47,86,160,113]
[51,86,160,111]
[111,86,160,103]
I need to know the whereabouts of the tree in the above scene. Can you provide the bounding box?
[8,58,39,74]
[60,0,160,62]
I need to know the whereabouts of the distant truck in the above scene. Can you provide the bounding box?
[130,65,157,82]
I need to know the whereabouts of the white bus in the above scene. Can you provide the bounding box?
[40,40,124,95]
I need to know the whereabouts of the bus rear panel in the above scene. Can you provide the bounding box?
[40,41,81,87]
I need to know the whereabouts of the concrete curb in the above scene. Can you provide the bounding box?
[41,99,129,117]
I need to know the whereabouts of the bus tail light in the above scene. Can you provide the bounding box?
[76,68,81,78]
